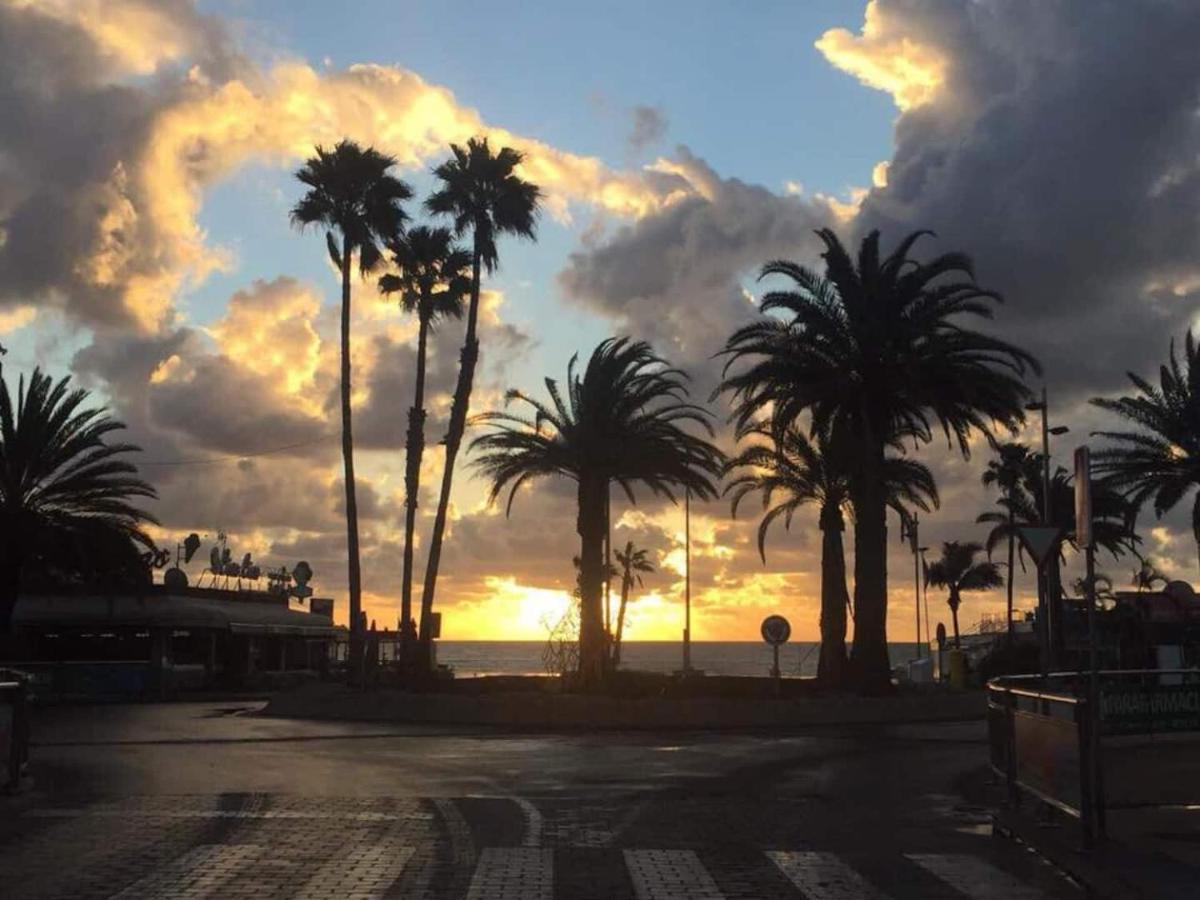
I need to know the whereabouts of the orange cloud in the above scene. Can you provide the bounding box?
[816,0,947,110]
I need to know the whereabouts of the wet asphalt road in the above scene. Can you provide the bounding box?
[0,703,1079,897]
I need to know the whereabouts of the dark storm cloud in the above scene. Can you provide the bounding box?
[0,1,242,328]
[558,147,835,395]
[851,0,1200,402]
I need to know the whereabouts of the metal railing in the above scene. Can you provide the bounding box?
[988,669,1200,847]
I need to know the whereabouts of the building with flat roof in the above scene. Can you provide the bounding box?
[6,585,340,698]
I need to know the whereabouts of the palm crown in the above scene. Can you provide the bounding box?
[720,229,1038,449]
[1091,331,1200,568]
[471,337,725,512]
[1,369,157,540]
[614,542,654,585]
[425,137,540,272]
[1,369,157,629]
[725,423,939,561]
[979,466,1139,564]
[378,225,471,324]
[291,139,413,273]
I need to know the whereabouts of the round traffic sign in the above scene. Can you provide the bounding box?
[761,614,791,646]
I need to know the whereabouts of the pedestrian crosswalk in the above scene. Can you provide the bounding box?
[94,843,1065,898]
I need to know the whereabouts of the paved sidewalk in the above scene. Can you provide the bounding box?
[0,793,1079,899]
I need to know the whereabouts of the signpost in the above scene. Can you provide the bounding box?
[1017,524,1065,677]
[761,615,790,692]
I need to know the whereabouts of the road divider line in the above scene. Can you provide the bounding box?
[767,850,892,899]
[466,847,553,900]
[624,849,725,900]
[905,853,1046,899]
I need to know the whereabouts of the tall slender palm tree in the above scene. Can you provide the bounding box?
[291,140,411,669]
[378,226,470,661]
[612,541,654,667]
[725,422,938,686]
[421,137,541,663]
[0,369,157,634]
[924,541,1004,648]
[720,229,1038,690]
[1092,332,1200,572]
[976,442,1039,642]
[471,338,724,686]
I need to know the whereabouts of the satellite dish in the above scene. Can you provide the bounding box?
[182,533,201,564]
[1164,581,1197,603]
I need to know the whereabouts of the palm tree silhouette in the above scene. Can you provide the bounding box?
[612,541,654,668]
[924,541,1004,648]
[1092,332,1200,573]
[421,137,541,663]
[379,226,470,662]
[0,369,157,634]
[471,338,724,687]
[726,422,937,686]
[719,230,1037,690]
[976,442,1040,641]
[291,140,411,670]
[983,466,1139,565]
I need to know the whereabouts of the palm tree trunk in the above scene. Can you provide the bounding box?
[950,591,961,648]
[399,313,430,665]
[418,239,483,667]
[849,434,891,692]
[576,474,608,689]
[339,238,364,680]
[817,513,849,687]
[1005,511,1015,646]
[613,571,632,668]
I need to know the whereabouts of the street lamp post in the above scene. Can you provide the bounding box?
[682,487,691,674]
[1025,387,1070,670]
[901,512,922,658]
[918,546,931,660]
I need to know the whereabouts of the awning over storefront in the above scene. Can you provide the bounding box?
[14,591,338,637]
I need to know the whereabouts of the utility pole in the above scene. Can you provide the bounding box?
[683,488,691,674]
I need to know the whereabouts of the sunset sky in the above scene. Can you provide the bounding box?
[2,0,1199,642]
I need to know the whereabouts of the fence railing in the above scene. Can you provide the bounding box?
[988,669,1200,846]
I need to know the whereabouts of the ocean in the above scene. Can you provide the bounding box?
[434,641,925,679]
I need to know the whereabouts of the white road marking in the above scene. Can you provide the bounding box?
[295,843,414,900]
[466,847,554,900]
[624,849,725,900]
[767,850,892,899]
[906,853,1046,899]
[109,844,261,898]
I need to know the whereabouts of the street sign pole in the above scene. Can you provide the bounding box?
[1017,525,1065,679]
[761,615,790,696]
